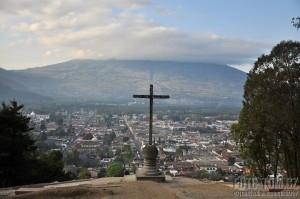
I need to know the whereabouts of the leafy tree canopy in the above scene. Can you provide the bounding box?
[230,40,300,179]
[34,150,72,183]
[83,133,93,140]
[106,163,124,177]
[79,169,91,179]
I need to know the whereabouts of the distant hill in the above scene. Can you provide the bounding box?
[0,68,52,103]
[0,60,247,106]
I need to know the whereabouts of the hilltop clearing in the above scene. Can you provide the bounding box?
[3,177,298,199]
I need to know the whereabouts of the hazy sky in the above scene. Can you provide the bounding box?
[0,0,299,72]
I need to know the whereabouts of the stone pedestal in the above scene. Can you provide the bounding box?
[136,145,165,182]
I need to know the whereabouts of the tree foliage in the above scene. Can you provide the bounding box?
[34,150,72,182]
[0,101,35,187]
[0,101,73,187]
[40,120,46,132]
[103,132,116,145]
[79,169,91,179]
[228,156,236,166]
[195,169,210,179]
[230,41,300,179]
[106,163,124,177]
[98,168,106,178]
[83,133,93,140]
[67,124,75,134]
[122,136,130,142]
[64,149,80,166]
[292,17,300,30]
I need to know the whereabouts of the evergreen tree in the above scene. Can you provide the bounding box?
[0,101,74,187]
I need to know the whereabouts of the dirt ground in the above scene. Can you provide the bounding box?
[2,177,299,199]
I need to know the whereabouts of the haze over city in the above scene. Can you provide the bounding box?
[0,0,299,72]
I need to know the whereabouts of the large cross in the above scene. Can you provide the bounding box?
[133,84,170,145]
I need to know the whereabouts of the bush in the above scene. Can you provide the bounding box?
[79,169,91,179]
[98,168,106,178]
[106,163,124,177]
[195,170,210,179]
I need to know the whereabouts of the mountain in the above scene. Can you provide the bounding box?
[0,68,53,103]
[0,59,247,106]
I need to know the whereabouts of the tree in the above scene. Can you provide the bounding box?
[0,101,74,187]
[97,147,114,158]
[172,115,181,122]
[195,169,209,179]
[292,17,300,30]
[67,124,75,135]
[114,156,125,164]
[40,120,46,132]
[83,133,93,140]
[122,136,130,142]
[57,118,64,127]
[98,168,106,178]
[35,141,51,152]
[64,149,80,166]
[106,163,124,177]
[103,132,116,145]
[230,41,300,179]
[228,156,236,166]
[79,169,91,179]
[38,131,47,141]
[0,101,36,187]
[33,150,73,183]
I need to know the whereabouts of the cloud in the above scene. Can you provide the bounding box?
[1,0,271,69]
[43,49,61,59]
[229,64,253,73]
[38,24,121,46]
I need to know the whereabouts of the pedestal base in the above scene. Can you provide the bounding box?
[136,145,165,182]
[136,171,165,182]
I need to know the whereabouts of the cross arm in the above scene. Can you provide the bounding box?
[133,95,170,99]
[133,95,150,98]
[153,95,170,99]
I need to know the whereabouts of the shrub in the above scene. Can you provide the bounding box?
[106,163,124,177]
[79,169,91,179]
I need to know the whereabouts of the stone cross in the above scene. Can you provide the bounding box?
[133,84,169,145]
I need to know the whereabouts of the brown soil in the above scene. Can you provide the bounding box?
[8,181,179,199]
[4,178,299,199]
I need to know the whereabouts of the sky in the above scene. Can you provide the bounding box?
[0,0,299,72]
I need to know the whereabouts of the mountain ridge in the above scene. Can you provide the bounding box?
[0,59,247,106]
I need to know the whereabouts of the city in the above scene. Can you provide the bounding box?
[27,106,243,181]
